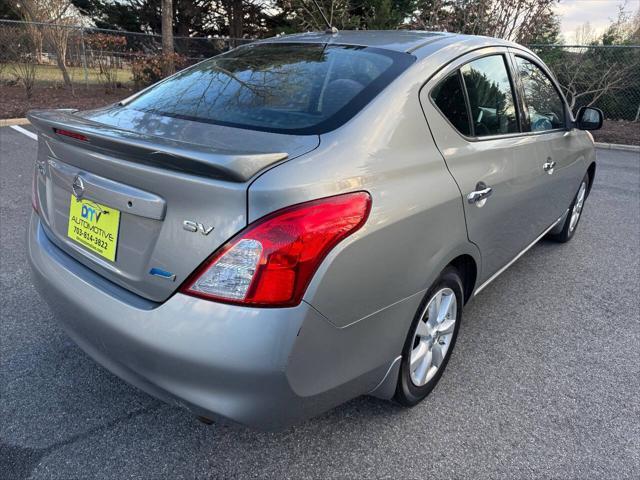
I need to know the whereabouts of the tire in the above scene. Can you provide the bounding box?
[547,173,590,243]
[394,266,464,406]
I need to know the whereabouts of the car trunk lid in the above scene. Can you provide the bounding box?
[28,107,319,302]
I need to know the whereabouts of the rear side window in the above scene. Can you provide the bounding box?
[126,43,415,135]
[461,55,519,137]
[431,72,471,136]
[515,56,565,132]
[431,54,520,138]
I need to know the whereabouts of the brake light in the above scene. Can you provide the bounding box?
[54,128,88,142]
[181,192,371,307]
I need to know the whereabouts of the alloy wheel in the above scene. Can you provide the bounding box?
[569,181,587,233]
[409,288,457,387]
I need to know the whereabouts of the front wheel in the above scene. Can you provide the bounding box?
[547,173,589,243]
[394,267,463,406]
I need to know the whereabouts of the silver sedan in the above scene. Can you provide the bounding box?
[27,30,601,430]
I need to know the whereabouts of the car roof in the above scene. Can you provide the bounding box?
[254,30,521,55]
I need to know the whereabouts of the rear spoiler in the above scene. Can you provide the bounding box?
[27,109,288,182]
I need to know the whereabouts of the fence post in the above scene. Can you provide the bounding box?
[80,26,89,89]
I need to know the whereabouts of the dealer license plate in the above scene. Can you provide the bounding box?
[67,195,120,262]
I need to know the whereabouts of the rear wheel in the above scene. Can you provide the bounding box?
[395,267,463,406]
[548,173,589,243]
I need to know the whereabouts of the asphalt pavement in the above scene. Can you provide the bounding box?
[1,125,639,479]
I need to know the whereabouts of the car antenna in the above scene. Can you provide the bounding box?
[309,0,339,34]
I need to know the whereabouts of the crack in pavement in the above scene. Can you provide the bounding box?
[0,402,162,480]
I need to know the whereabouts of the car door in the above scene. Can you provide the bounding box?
[420,48,554,283]
[509,50,588,221]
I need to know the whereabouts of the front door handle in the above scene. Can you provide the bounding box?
[543,160,556,174]
[467,182,493,207]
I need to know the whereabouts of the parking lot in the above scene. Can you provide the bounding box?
[1,125,638,479]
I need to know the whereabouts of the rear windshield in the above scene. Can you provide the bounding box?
[126,43,415,135]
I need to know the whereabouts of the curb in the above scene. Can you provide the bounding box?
[594,142,640,153]
[0,118,30,127]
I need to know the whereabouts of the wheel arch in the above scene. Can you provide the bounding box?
[369,250,478,401]
[448,254,478,304]
[586,161,596,197]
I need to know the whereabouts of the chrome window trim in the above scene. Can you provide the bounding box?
[509,50,570,133]
[427,50,523,141]
[423,46,572,143]
[507,46,573,114]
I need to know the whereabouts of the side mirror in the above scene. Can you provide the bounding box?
[575,106,603,130]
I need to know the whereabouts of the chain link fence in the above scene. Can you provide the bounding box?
[1,20,638,142]
[530,44,640,123]
[0,19,251,91]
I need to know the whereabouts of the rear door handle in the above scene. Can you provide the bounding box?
[467,183,493,207]
[543,160,556,174]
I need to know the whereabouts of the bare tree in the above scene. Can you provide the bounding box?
[16,0,81,89]
[549,5,640,116]
[283,0,360,31]
[7,27,38,98]
[162,0,175,76]
[24,21,44,62]
[573,22,597,45]
[85,33,127,93]
[208,0,277,41]
[0,26,12,81]
[412,0,560,44]
[548,47,639,112]
[225,0,244,38]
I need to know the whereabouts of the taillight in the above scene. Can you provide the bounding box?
[181,192,372,307]
[54,128,88,142]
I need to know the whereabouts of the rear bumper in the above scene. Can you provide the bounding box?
[28,213,390,430]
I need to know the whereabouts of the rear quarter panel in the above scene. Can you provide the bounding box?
[248,59,479,330]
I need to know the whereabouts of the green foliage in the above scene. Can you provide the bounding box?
[352,0,416,29]
[69,0,565,44]
[0,1,21,20]
[601,5,640,45]
[277,0,417,31]
[527,10,561,45]
[71,0,281,38]
[71,0,146,32]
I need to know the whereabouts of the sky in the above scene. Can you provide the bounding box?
[554,0,637,42]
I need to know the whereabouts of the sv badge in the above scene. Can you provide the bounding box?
[183,220,214,236]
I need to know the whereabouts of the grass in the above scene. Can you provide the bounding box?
[0,63,133,86]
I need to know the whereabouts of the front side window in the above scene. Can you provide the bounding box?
[126,43,415,134]
[461,55,519,137]
[515,56,565,132]
[431,72,471,136]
